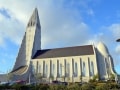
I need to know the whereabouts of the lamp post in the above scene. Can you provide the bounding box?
[116,39,120,42]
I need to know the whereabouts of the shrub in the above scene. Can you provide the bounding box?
[95,83,109,90]
[67,83,80,90]
[49,84,66,90]
[109,83,120,89]
[81,83,95,90]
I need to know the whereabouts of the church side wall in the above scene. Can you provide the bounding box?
[31,54,97,82]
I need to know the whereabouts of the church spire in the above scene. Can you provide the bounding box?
[27,8,40,28]
[12,8,41,76]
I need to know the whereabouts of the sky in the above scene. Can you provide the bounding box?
[0,0,120,74]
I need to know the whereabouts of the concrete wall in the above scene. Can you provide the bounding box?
[31,54,98,82]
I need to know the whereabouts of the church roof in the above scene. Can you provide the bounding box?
[33,45,94,59]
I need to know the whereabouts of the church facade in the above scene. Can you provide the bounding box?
[11,8,117,83]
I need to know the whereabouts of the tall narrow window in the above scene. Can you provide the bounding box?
[74,62,78,77]
[66,63,70,77]
[91,61,94,76]
[45,64,48,77]
[31,62,35,74]
[52,64,55,76]
[64,59,66,76]
[82,62,86,76]
[51,60,55,77]
[39,65,41,73]
[60,64,62,77]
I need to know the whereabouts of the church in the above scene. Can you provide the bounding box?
[11,8,117,83]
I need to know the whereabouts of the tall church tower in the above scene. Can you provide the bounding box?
[12,8,41,79]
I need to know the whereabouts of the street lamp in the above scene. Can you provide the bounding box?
[116,39,120,42]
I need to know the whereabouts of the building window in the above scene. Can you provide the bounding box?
[74,62,78,77]
[66,63,70,77]
[31,62,35,74]
[91,61,94,76]
[82,62,86,76]
[53,64,55,74]
[60,64,62,77]
[90,61,94,76]
[38,65,41,73]
[45,64,48,77]
[51,63,55,76]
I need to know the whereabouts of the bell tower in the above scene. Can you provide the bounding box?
[12,8,41,76]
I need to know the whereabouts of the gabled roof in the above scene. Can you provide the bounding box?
[33,45,94,59]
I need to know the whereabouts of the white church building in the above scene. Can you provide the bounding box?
[11,8,117,82]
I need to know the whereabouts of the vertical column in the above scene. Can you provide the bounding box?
[50,60,52,76]
[72,58,74,82]
[64,59,66,77]
[88,58,90,77]
[72,59,74,76]
[80,58,82,76]
[36,61,38,74]
[43,61,45,77]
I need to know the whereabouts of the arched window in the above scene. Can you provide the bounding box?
[31,62,35,74]
[60,64,62,77]
[45,64,48,77]
[52,64,55,76]
[39,65,41,73]
[74,62,78,77]
[91,61,94,76]
[66,63,70,77]
[53,64,55,73]
[82,62,86,76]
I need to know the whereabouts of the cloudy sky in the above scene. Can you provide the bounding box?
[0,0,120,74]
